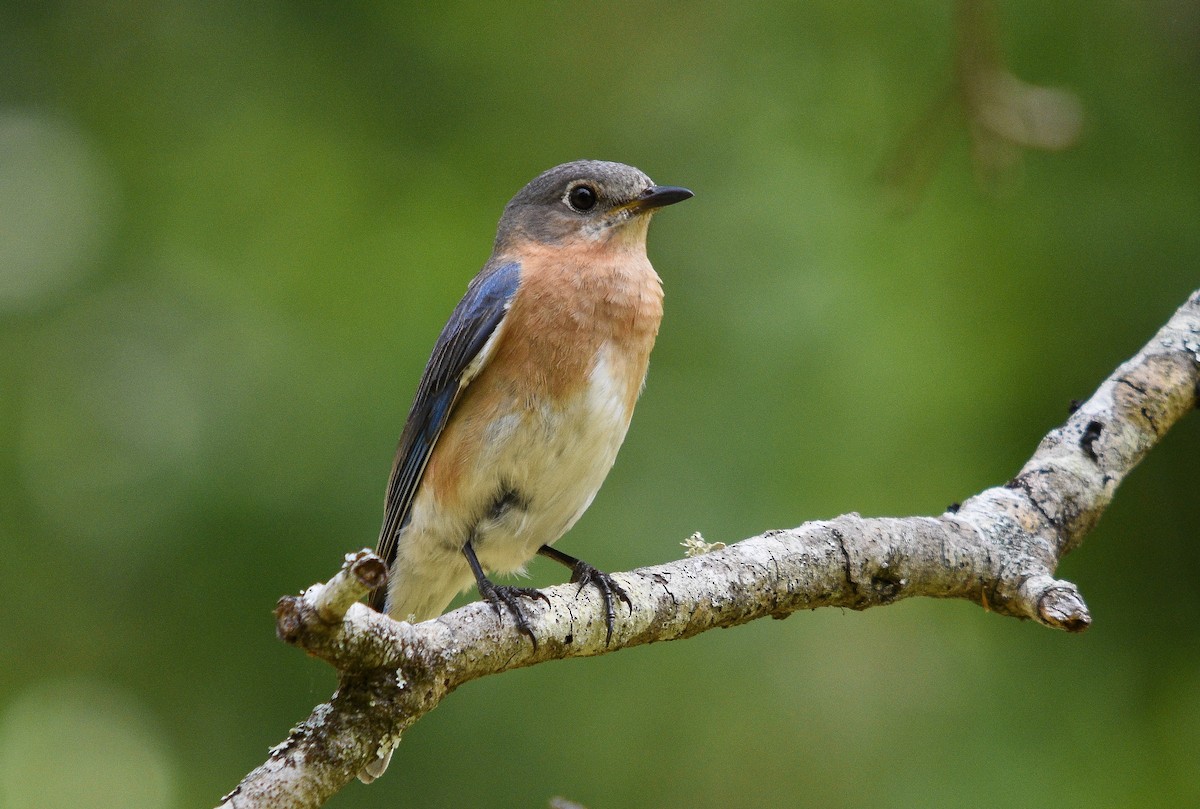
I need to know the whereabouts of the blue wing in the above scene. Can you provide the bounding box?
[370,260,521,612]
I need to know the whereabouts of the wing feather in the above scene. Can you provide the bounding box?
[369,260,521,612]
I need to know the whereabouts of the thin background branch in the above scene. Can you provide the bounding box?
[879,0,1084,209]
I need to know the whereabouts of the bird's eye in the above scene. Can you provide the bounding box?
[567,184,598,212]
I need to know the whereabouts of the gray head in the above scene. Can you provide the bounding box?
[494,160,692,249]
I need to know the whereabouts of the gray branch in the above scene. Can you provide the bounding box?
[218,289,1200,809]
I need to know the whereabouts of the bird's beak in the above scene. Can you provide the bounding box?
[623,185,694,214]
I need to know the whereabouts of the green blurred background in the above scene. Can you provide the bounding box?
[1,2,1198,807]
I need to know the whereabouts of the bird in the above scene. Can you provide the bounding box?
[360,160,690,781]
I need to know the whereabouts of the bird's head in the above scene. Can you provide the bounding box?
[495,160,692,250]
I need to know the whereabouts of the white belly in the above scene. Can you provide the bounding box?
[384,344,636,622]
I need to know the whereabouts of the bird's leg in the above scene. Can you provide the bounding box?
[462,540,549,649]
[537,545,632,645]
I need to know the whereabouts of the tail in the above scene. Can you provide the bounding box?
[358,558,472,783]
[358,748,394,784]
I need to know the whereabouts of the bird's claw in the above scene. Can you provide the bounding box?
[570,562,632,645]
[477,579,549,650]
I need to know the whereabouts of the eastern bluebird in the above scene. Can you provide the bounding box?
[368,157,690,626]
[359,160,688,781]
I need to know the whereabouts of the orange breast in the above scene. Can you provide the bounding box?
[487,238,664,406]
[419,237,664,513]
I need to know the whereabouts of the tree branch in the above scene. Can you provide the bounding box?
[218,289,1200,809]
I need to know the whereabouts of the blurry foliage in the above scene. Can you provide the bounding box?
[1,2,1198,808]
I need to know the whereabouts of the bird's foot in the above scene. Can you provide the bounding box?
[477,578,550,650]
[569,561,633,646]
